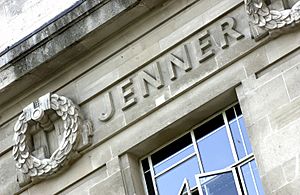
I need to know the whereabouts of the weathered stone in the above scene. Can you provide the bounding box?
[269,96,300,131]
[1,0,300,194]
[0,152,20,195]
[89,171,126,195]
[282,155,299,183]
[106,157,121,176]
[284,63,300,100]
[261,166,287,194]
[274,177,300,195]
[241,75,290,123]
[58,166,107,195]
[247,117,272,150]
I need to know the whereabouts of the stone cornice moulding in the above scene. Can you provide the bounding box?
[0,0,167,106]
[245,0,300,30]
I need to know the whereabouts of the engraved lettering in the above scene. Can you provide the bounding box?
[193,30,215,63]
[98,91,115,121]
[167,44,193,81]
[120,78,137,111]
[218,17,244,49]
[138,62,164,98]
[95,16,247,123]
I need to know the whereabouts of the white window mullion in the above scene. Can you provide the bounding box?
[148,157,159,195]
[234,107,248,156]
[249,162,260,195]
[232,168,244,195]
[140,159,151,195]
[191,131,204,173]
[154,153,196,178]
[237,166,248,195]
[223,112,239,162]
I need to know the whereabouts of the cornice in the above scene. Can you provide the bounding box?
[0,0,165,105]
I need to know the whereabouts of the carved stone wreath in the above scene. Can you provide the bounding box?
[245,0,300,30]
[12,93,81,178]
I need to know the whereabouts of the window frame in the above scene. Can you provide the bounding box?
[140,102,260,195]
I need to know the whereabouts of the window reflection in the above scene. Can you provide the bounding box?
[152,133,193,167]
[141,104,264,195]
[229,120,247,159]
[197,126,235,172]
[156,156,200,195]
[238,117,252,155]
[241,160,265,195]
[154,144,194,174]
[199,171,239,195]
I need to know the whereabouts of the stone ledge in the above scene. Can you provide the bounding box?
[0,0,166,106]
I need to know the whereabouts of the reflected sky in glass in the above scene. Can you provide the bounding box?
[197,126,235,172]
[156,156,200,195]
[200,171,239,195]
[229,120,247,159]
[251,161,264,195]
[144,104,264,195]
[239,117,253,154]
[154,145,194,174]
[241,160,265,195]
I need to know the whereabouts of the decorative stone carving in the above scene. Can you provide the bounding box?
[12,93,92,180]
[245,0,300,30]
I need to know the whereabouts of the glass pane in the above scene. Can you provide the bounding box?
[241,163,257,195]
[144,171,155,195]
[142,158,150,172]
[156,156,200,195]
[241,160,264,195]
[194,114,224,140]
[238,117,253,154]
[241,160,265,195]
[142,158,155,195]
[250,161,264,195]
[197,126,235,172]
[152,133,193,167]
[154,145,194,174]
[199,171,239,195]
[235,104,242,116]
[229,120,247,159]
[225,107,235,121]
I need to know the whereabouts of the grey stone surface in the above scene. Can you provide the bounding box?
[89,171,126,195]
[1,0,300,194]
[106,157,121,176]
[120,154,146,195]
[58,166,107,195]
[269,96,300,131]
[110,56,246,157]
[274,177,300,195]
[262,166,287,194]
[246,117,272,151]
[284,63,300,100]
[282,155,299,183]
[0,0,167,106]
[241,75,290,123]
[0,152,20,195]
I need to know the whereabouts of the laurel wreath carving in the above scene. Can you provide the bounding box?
[12,94,81,177]
[245,0,300,29]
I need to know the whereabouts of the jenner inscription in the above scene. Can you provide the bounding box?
[98,17,245,122]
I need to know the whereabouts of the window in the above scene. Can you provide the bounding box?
[141,104,264,195]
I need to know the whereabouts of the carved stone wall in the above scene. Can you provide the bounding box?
[0,0,299,194]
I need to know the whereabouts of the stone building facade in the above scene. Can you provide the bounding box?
[0,0,300,194]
